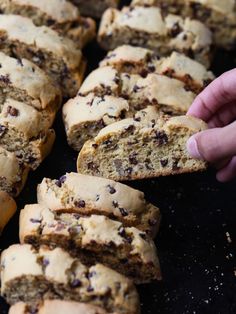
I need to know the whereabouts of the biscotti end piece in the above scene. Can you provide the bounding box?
[1,244,140,314]
[100,45,215,93]
[70,0,119,18]
[98,6,212,67]
[63,93,129,151]
[9,300,115,314]
[0,52,62,110]
[77,106,208,181]
[0,147,29,196]
[0,191,16,234]
[0,14,85,97]
[20,204,161,283]
[37,172,161,237]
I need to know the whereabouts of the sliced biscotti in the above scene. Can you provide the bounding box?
[9,300,116,314]
[0,14,85,97]
[131,0,236,48]
[77,106,208,181]
[0,99,56,170]
[100,46,215,94]
[37,172,161,237]
[98,6,213,67]
[20,204,161,283]
[70,0,119,18]
[1,244,140,314]
[0,191,16,234]
[0,0,96,49]
[0,147,29,196]
[63,94,130,151]
[0,52,61,110]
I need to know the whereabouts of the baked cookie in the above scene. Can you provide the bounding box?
[0,52,61,110]
[0,147,29,196]
[98,6,212,67]
[0,14,85,97]
[0,191,16,234]
[0,99,56,170]
[100,45,215,94]
[77,106,208,181]
[37,172,160,237]
[1,244,140,314]
[69,0,119,18]
[9,300,116,314]
[20,204,161,283]
[0,0,96,49]
[131,0,236,48]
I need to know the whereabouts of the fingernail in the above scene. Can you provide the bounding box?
[187,136,203,160]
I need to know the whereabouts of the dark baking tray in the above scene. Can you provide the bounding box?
[1,10,236,314]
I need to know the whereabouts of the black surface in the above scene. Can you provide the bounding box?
[1,19,236,314]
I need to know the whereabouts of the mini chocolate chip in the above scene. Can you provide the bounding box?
[172,159,180,171]
[139,233,147,240]
[119,207,129,217]
[87,162,99,172]
[133,84,140,92]
[7,106,19,117]
[87,271,96,278]
[43,258,49,267]
[112,200,119,208]
[68,225,82,235]
[133,116,141,122]
[147,65,156,72]
[154,131,168,145]
[30,218,41,223]
[107,184,116,194]
[95,194,100,201]
[71,279,82,288]
[0,74,11,84]
[140,68,148,77]
[129,153,138,165]
[160,159,168,167]
[92,143,98,149]
[74,200,86,208]
[170,22,182,37]
[0,125,7,137]
[183,34,188,41]
[87,286,94,292]
[118,227,126,238]
[16,58,23,66]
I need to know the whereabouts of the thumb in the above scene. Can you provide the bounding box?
[187,120,236,163]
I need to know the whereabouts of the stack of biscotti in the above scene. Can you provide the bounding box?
[131,0,236,49]
[63,45,214,151]
[0,0,96,49]
[98,4,213,67]
[1,244,141,314]
[69,0,120,18]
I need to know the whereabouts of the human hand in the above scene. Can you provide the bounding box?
[186,69,236,182]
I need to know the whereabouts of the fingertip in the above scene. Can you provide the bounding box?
[186,135,204,160]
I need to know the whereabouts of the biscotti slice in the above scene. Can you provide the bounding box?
[63,93,130,151]
[100,46,215,93]
[1,244,140,314]
[20,204,161,283]
[98,6,213,67]
[70,0,119,18]
[0,147,29,196]
[0,14,85,97]
[131,0,236,49]
[0,0,96,49]
[0,52,61,110]
[77,106,208,181]
[78,66,196,114]
[37,172,160,237]
[9,300,116,314]
[0,191,16,234]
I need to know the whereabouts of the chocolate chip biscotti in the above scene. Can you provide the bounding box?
[0,14,85,97]
[100,45,215,94]
[0,0,96,49]
[9,300,116,314]
[98,6,213,67]
[70,0,119,18]
[0,147,29,196]
[131,0,236,48]
[1,244,140,314]
[37,172,161,237]
[0,191,16,234]
[77,106,208,181]
[20,204,161,283]
[0,52,61,110]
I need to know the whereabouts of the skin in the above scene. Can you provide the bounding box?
[186,68,236,182]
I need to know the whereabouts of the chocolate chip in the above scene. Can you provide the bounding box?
[119,207,129,217]
[71,279,82,288]
[107,185,116,194]
[139,233,147,240]
[0,125,7,137]
[129,153,138,165]
[16,58,23,67]
[147,65,156,72]
[133,84,140,92]
[95,194,100,201]
[160,159,168,167]
[112,200,119,208]
[30,218,41,224]
[170,22,182,37]
[0,74,11,84]
[154,131,168,145]
[87,162,99,172]
[74,200,86,208]
[92,143,98,149]
[43,258,49,267]
[133,116,141,122]
[118,227,126,238]
[68,225,82,235]
[140,68,148,77]
[87,286,94,292]
[172,159,180,171]
[7,106,19,117]
[55,175,66,187]
[87,271,96,278]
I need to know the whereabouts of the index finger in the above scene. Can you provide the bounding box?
[187,68,236,122]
